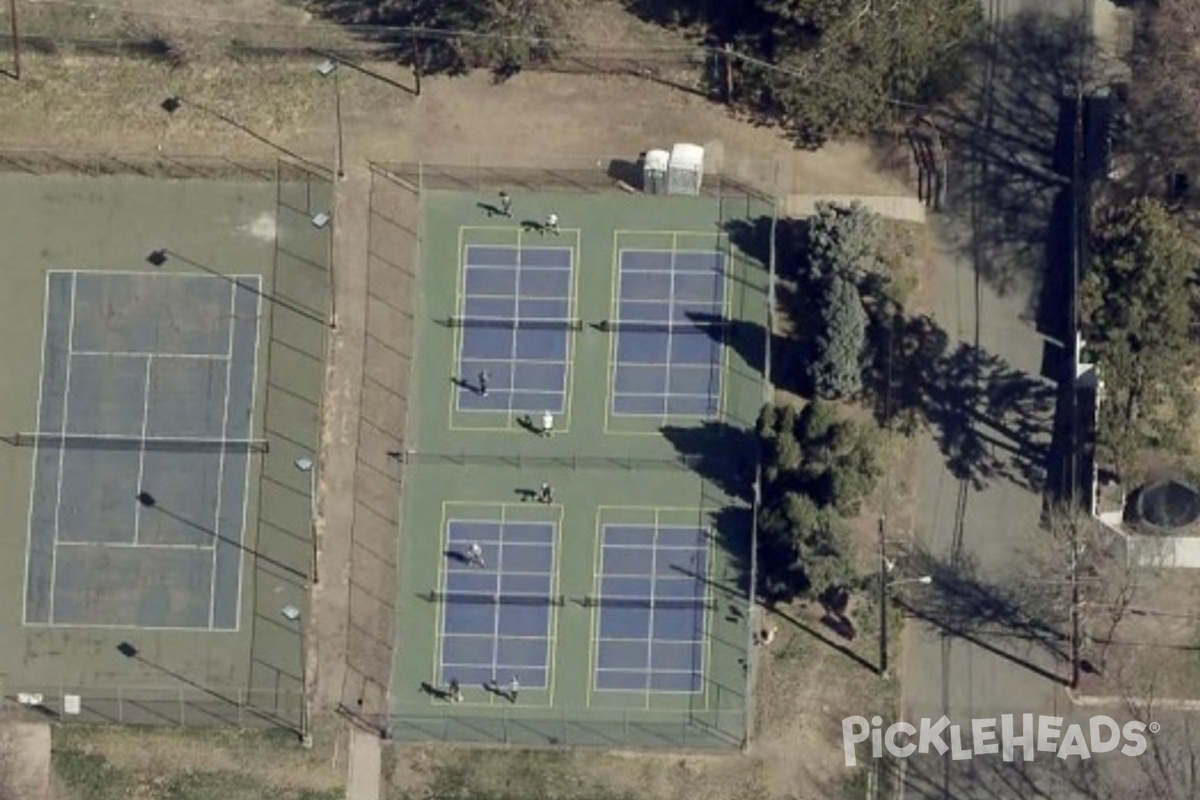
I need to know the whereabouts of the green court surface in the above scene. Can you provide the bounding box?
[0,164,329,728]
[391,188,772,748]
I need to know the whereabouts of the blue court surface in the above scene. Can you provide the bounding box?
[593,525,710,692]
[439,519,558,688]
[25,271,260,630]
[612,249,725,417]
[456,245,575,414]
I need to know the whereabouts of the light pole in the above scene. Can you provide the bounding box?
[879,554,932,679]
[294,456,318,586]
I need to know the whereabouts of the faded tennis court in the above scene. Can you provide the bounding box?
[24,271,261,630]
[0,158,329,727]
[390,174,773,748]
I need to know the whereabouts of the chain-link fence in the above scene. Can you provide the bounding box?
[386,706,746,750]
[6,685,304,730]
[375,158,775,201]
[0,148,299,181]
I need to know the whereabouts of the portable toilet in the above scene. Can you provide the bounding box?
[642,149,669,195]
[667,143,704,195]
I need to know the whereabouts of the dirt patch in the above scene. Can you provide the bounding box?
[50,723,346,799]
[0,722,51,800]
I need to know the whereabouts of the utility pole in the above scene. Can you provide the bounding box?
[7,0,21,80]
[878,515,889,677]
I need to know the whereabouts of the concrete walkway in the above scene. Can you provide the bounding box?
[347,728,382,800]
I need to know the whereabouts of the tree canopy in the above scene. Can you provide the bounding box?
[1080,197,1198,465]
[722,0,982,144]
[757,401,880,600]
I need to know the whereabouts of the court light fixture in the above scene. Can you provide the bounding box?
[316,59,337,77]
[310,211,331,229]
[147,250,167,267]
[294,457,313,472]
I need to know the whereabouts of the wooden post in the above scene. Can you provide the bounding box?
[411,29,422,97]
[8,0,21,80]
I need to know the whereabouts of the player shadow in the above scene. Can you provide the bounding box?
[419,681,451,701]
[443,549,470,564]
[449,376,484,395]
[514,487,545,502]
[520,219,546,234]
[476,201,512,218]
[515,415,543,436]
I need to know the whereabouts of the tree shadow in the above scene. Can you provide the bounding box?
[865,309,1056,492]
[901,545,1069,667]
[931,8,1099,305]
[659,420,756,504]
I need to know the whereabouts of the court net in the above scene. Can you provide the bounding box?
[581,595,716,610]
[447,316,583,331]
[426,591,566,607]
[598,319,733,334]
[4,433,270,453]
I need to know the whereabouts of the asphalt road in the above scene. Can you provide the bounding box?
[894,1,1132,797]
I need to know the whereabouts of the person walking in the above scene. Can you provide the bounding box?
[539,482,553,504]
[499,191,513,218]
[448,678,463,703]
[507,675,520,703]
[543,213,559,236]
[540,411,554,437]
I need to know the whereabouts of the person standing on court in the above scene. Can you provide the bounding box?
[499,191,513,218]
[465,542,485,568]
[507,675,520,703]
[540,411,554,437]
[543,213,559,236]
[477,370,489,397]
[540,482,553,504]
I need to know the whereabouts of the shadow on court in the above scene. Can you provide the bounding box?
[136,492,307,584]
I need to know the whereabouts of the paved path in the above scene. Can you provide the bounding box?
[896,1,1130,797]
[347,728,382,800]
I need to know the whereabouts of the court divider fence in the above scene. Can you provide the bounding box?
[0,148,327,182]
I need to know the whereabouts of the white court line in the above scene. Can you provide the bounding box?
[209,280,237,629]
[46,273,78,626]
[460,292,574,302]
[70,351,229,360]
[56,540,216,551]
[21,273,54,627]
[55,269,262,280]
[132,356,152,545]
[231,276,264,634]
[25,620,230,632]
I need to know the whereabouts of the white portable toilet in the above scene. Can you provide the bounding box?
[667,143,704,195]
[642,149,670,195]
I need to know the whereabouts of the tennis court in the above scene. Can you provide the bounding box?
[0,165,328,730]
[391,183,771,748]
[25,271,261,630]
